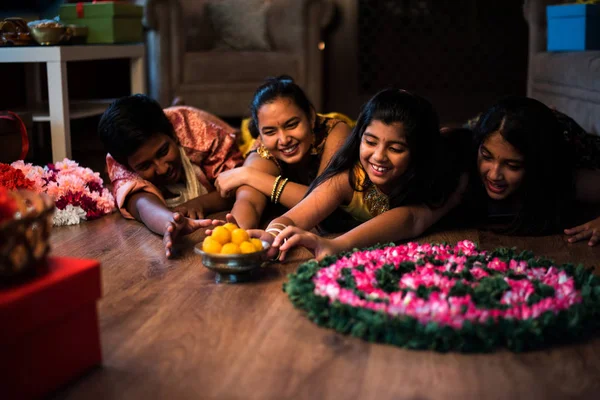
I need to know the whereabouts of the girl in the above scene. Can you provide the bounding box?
[250,88,467,261]
[214,76,351,229]
[98,94,243,258]
[468,96,600,244]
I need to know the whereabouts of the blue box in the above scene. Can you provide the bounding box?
[547,4,600,51]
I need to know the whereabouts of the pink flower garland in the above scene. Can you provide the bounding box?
[4,159,116,226]
[312,241,581,329]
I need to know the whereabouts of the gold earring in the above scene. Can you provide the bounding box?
[310,135,318,155]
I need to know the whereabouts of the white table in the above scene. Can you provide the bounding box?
[0,44,146,161]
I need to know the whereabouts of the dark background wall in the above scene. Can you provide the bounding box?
[0,0,528,166]
[325,0,528,123]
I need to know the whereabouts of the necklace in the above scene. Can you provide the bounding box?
[364,183,389,216]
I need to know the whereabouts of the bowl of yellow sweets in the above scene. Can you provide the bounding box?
[194,223,270,283]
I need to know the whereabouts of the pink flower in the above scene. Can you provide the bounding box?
[470,267,489,280]
[487,258,508,273]
[311,241,583,329]
[6,158,115,226]
[10,160,46,191]
[53,158,80,172]
[456,240,477,256]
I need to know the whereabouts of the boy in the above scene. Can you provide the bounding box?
[98,95,243,258]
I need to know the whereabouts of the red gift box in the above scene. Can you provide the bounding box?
[0,257,102,399]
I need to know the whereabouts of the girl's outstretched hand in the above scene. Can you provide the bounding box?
[247,229,280,260]
[564,216,600,246]
[272,226,342,262]
[163,212,217,258]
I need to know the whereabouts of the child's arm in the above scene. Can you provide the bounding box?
[247,171,353,259]
[172,190,234,220]
[126,192,214,258]
[272,173,468,261]
[223,153,279,229]
[230,185,268,229]
[215,123,351,209]
[564,168,600,246]
[216,162,310,209]
[277,170,353,230]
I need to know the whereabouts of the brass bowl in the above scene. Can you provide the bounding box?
[194,240,271,283]
[30,26,69,46]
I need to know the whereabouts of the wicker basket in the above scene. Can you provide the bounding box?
[0,190,54,281]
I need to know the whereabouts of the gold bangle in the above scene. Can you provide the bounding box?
[265,230,279,238]
[274,178,288,204]
[270,175,282,203]
[268,223,287,231]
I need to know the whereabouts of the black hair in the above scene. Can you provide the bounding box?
[97,94,175,166]
[308,88,459,209]
[248,75,315,138]
[471,96,575,234]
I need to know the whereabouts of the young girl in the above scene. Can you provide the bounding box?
[467,96,600,244]
[98,94,243,258]
[213,76,351,229]
[249,88,467,261]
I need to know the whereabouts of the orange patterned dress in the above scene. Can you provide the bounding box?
[107,106,244,219]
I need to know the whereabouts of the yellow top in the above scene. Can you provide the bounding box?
[340,164,371,222]
[339,163,391,223]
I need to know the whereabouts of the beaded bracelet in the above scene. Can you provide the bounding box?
[274,178,289,204]
[270,175,282,203]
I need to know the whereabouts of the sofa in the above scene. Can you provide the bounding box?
[139,0,334,117]
[524,0,600,135]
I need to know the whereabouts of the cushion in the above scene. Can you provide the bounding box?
[529,51,600,134]
[183,51,299,83]
[206,0,272,51]
[530,51,600,92]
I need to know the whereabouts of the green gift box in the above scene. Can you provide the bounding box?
[59,2,143,44]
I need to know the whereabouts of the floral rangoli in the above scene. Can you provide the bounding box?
[284,241,600,352]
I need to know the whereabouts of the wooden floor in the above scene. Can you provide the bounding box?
[49,212,600,400]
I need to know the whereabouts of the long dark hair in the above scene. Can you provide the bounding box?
[308,88,458,209]
[248,75,315,138]
[471,96,575,234]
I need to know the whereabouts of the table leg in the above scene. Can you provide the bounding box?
[25,63,43,109]
[24,64,45,157]
[130,55,146,95]
[46,61,71,162]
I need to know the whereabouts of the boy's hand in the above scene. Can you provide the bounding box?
[172,198,205,219]
[205,213,237,236]
[565,216,600,247]
[163,212,215,258]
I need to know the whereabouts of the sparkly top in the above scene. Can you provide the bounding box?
[340,163,390,222]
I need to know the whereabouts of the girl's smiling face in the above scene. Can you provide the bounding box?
[359,120,411,194]
[477,131,526,200]
[257,97,315,164]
